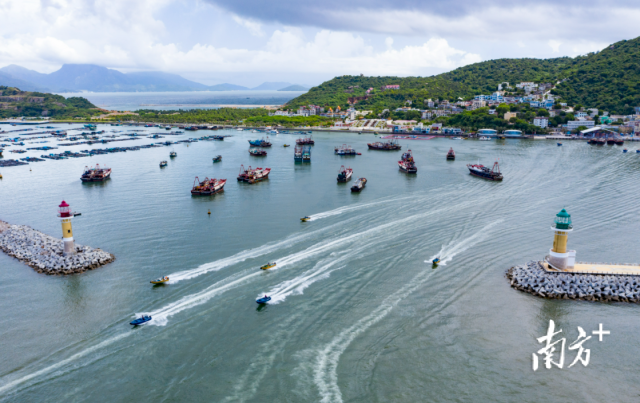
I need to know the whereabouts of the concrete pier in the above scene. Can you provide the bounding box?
[0,220,115,275]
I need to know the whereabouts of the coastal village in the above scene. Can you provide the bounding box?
[269,81,640,138]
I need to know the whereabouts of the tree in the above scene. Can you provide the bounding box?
[576,125,588,132]
[536,109,550,117]
[574,104,583,111]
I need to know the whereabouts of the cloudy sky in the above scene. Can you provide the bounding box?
[0,0,637,87]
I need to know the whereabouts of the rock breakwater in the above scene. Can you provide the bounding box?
[0,221,114,275]
[507,261,640,303]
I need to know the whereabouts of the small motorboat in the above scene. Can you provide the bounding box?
[213,155,222,162]
[623,148,628,153]
[160,160,168,167]
[169,151,177,158]
[557,143,562,146]
[73,212,82,217]
[150,276,169,284]
[479,137,490,141]
[260,262,276,270]
[283,144,290,147]
[636,150,640,154]
[301,216,311,222]
[432,258,440,266]
[256,295,272,304]
[130,315,152,326]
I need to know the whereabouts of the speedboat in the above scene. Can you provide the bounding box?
[623,148,628,153]
[260,262,276,270]
[432,258,440,266]
[283,144,290,147]
[130,315,152,326]
[256,295,271,304]
[150,276,169,284]
[213,155,222,162]
[300,216,311,222]
[557,143,562,146]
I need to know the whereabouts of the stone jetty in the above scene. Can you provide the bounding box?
[507,261,640,303]
[0,220,114,275]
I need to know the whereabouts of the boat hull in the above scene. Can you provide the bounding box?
[468,170,503,181]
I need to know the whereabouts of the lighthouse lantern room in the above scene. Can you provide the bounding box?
[58,200,75,255]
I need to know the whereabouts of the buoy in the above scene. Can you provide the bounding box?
[208,209,211,215]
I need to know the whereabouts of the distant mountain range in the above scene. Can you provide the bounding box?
[0,64,309,93]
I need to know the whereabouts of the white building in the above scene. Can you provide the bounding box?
[533,117,549,128]
[567,120,595,130]
[575,111,588,118]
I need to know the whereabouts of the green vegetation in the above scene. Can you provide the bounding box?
[244,115,333,127]
[287,36,640,114]
[433,108,543,133]
[0,86,100,119]
[119,108,270,124]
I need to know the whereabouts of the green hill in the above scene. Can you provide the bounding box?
[0,86,100,119]
[286,36,640,115]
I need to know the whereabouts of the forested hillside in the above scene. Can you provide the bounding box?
[287,36,640,114]
[0,86,100,118]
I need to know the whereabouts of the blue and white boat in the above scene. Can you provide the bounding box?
[256,295,271,304]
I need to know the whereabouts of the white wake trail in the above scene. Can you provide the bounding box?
[0,332,132,397]
[313,219,503,403]
[308,195,419,221]
[426,219,504,265]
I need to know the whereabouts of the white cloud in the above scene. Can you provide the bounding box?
[231,15,263,37]
[548,40,562,53]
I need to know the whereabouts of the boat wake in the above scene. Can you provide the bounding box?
[426,219,503,266]
[308,195,418,221]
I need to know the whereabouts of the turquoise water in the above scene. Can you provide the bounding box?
[1,127,640,402]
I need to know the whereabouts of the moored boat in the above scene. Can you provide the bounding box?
[367,139,401,150]
[351,177,367,192]
[479,136,490,141]
[334,144,357,155]
[150,276,169,284]
[467,161,503,181]
[296,136,314,145]
[260,262,276,270]
[446,148,455,160]
[337,165,353,182]
[248,137,272,147]
[80,164,111,182]
[170,151,177,157]
[191,177,227,195]
[237,165,271,184]
[213,155,222,162]
[159,160,167,167]
[249,148,267,156]
[398,150,417,173]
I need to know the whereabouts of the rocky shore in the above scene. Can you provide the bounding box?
[507,261,640,302]
[0,221,114,275]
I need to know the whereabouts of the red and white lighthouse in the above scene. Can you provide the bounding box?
[58,200,75,255]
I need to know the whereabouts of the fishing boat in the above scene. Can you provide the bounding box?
[446,148,455,160]
[334,145,357,155]
[302,146,311,162]
[249,148,267,156]
[248,137,272,147]
[213,135,224,140]
[337,165,353,182]
[256,295,271,304]
[191,177,227,195]
[294,146,303,162]
[213,155,222,163]
[296,136,314,145]
[130,316,152,326]
[301,216,311,222]
[398,150,417,173]
[467,161,503,181]
[607,137,615,145]
[614,137,624,146]
[432,258,440,266]
[367,139,401,150]
[165,126,171,130]
[150,276,169,284]
[260,262,276,270]
[170,151,177,157]
[80,164,111,182]
[351,177,367,192]
[237,165,271,184]
[159,160,167,167]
